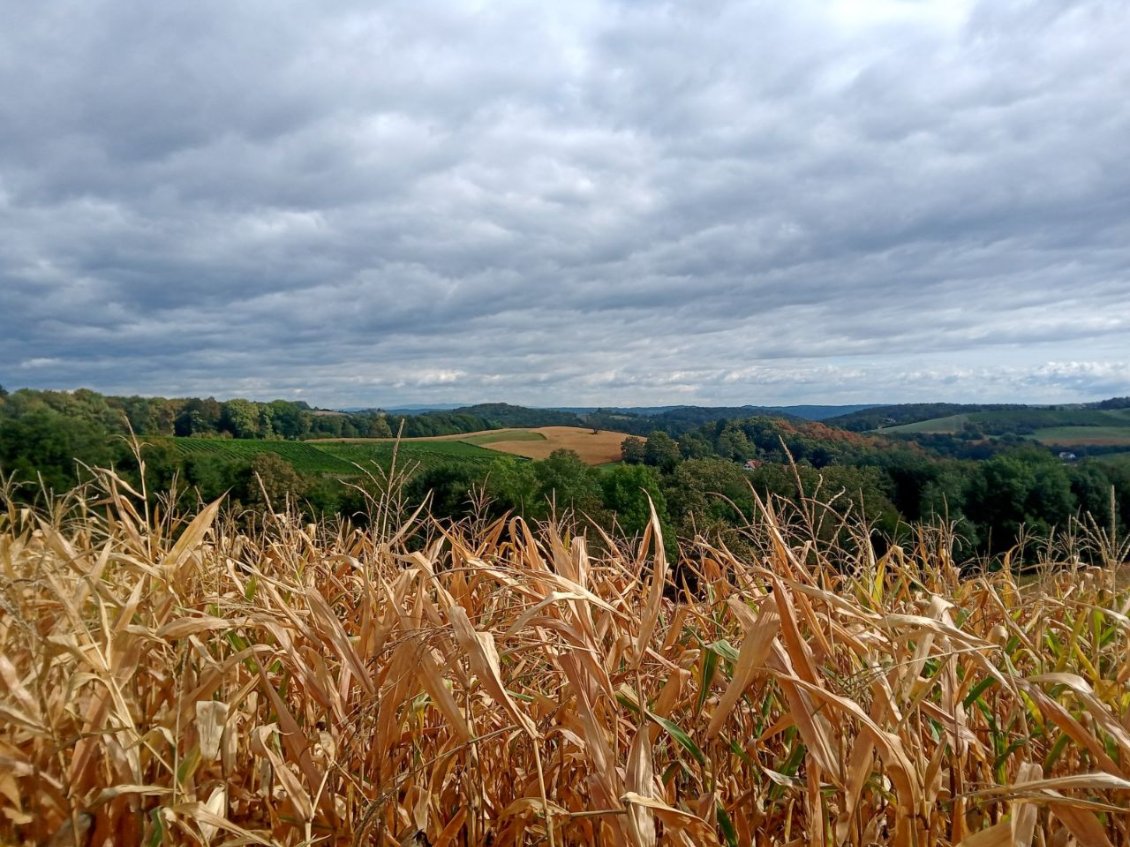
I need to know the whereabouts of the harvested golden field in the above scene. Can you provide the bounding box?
[472,426,628,464]
[2,468,1130,846]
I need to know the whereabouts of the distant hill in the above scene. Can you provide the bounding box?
[824,400,1130,459]
[362,402,880,420]
[392,403,813,438]
[338,398,1130,450]
[384,403,466,414]
[391,402,891,438]
[769,404,880,420]
[447,403,587,429]
[828,398,1130,435]
[340,404,466,414]
[827,403,1023,432]
[548,406,681,416]
[885,406,1130,438]
[552,403,879,421]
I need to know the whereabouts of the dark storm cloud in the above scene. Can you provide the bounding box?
[1,0,1129,406]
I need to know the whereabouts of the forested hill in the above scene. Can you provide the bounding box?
[827,403,1022,431]
[629,415,892,467]
[587,406,797,435]
[829,397,1130,432]
[448,403,586,428]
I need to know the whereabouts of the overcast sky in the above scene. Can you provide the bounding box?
[2,1,1128,408]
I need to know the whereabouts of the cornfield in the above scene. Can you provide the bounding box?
[1,461,1128,846]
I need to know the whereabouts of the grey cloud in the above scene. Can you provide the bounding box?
[2,0,1129,407]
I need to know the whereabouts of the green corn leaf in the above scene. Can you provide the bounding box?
[651,713,706,768]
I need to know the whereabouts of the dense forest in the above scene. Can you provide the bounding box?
[2,384,1129,563]
[0,385,513,441]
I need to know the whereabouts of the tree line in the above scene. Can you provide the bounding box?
[616,416,1130,558]
[2,385,1128,563]
[0,386,522,442]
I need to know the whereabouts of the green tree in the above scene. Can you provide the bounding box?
[0,410,121,494]
[152,399,178,435]
[620,436,646,464]
[182,454,251,503]
[257,407,274,439]
[677,432,713,459]
[600,464,668,537]
[643,431,681,471]
[664,458,756,530]
[221,399,261,439]
[715,425,752,461]
[819,464,902,541]
[534,449,603,518]
[406,462,485,520]
[967,449,1074,552]
[366,414,393,438]
[1067,463,1116,526]
[486,459,539,517]
[266,400,314,439]
[245,453,309,510]
[175,398,222,436]
[862,449,938,521]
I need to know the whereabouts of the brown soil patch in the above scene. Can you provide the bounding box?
[1038,435,1130,446]
[479,427,628,465]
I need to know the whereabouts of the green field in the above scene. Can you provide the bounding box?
[165,438,358,474]
[879,413,969,434]
[313,439,504,473]
[162,437,508,477]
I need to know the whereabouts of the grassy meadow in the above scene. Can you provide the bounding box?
[879,414,971,434]
[1,461,1129,846]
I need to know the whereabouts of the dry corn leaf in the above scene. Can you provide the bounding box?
[160,497,222,577]
[619,792,719,847]
[250,723,313,821]
[625,726,657,847]
[1050,804,1115,847]
[195,700,228,764]
[706,595,779,739]
[448,605,537,738]
[632,497,667,668]
[954,819,1014,847]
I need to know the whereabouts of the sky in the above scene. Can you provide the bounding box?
[1,0,1129,409]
